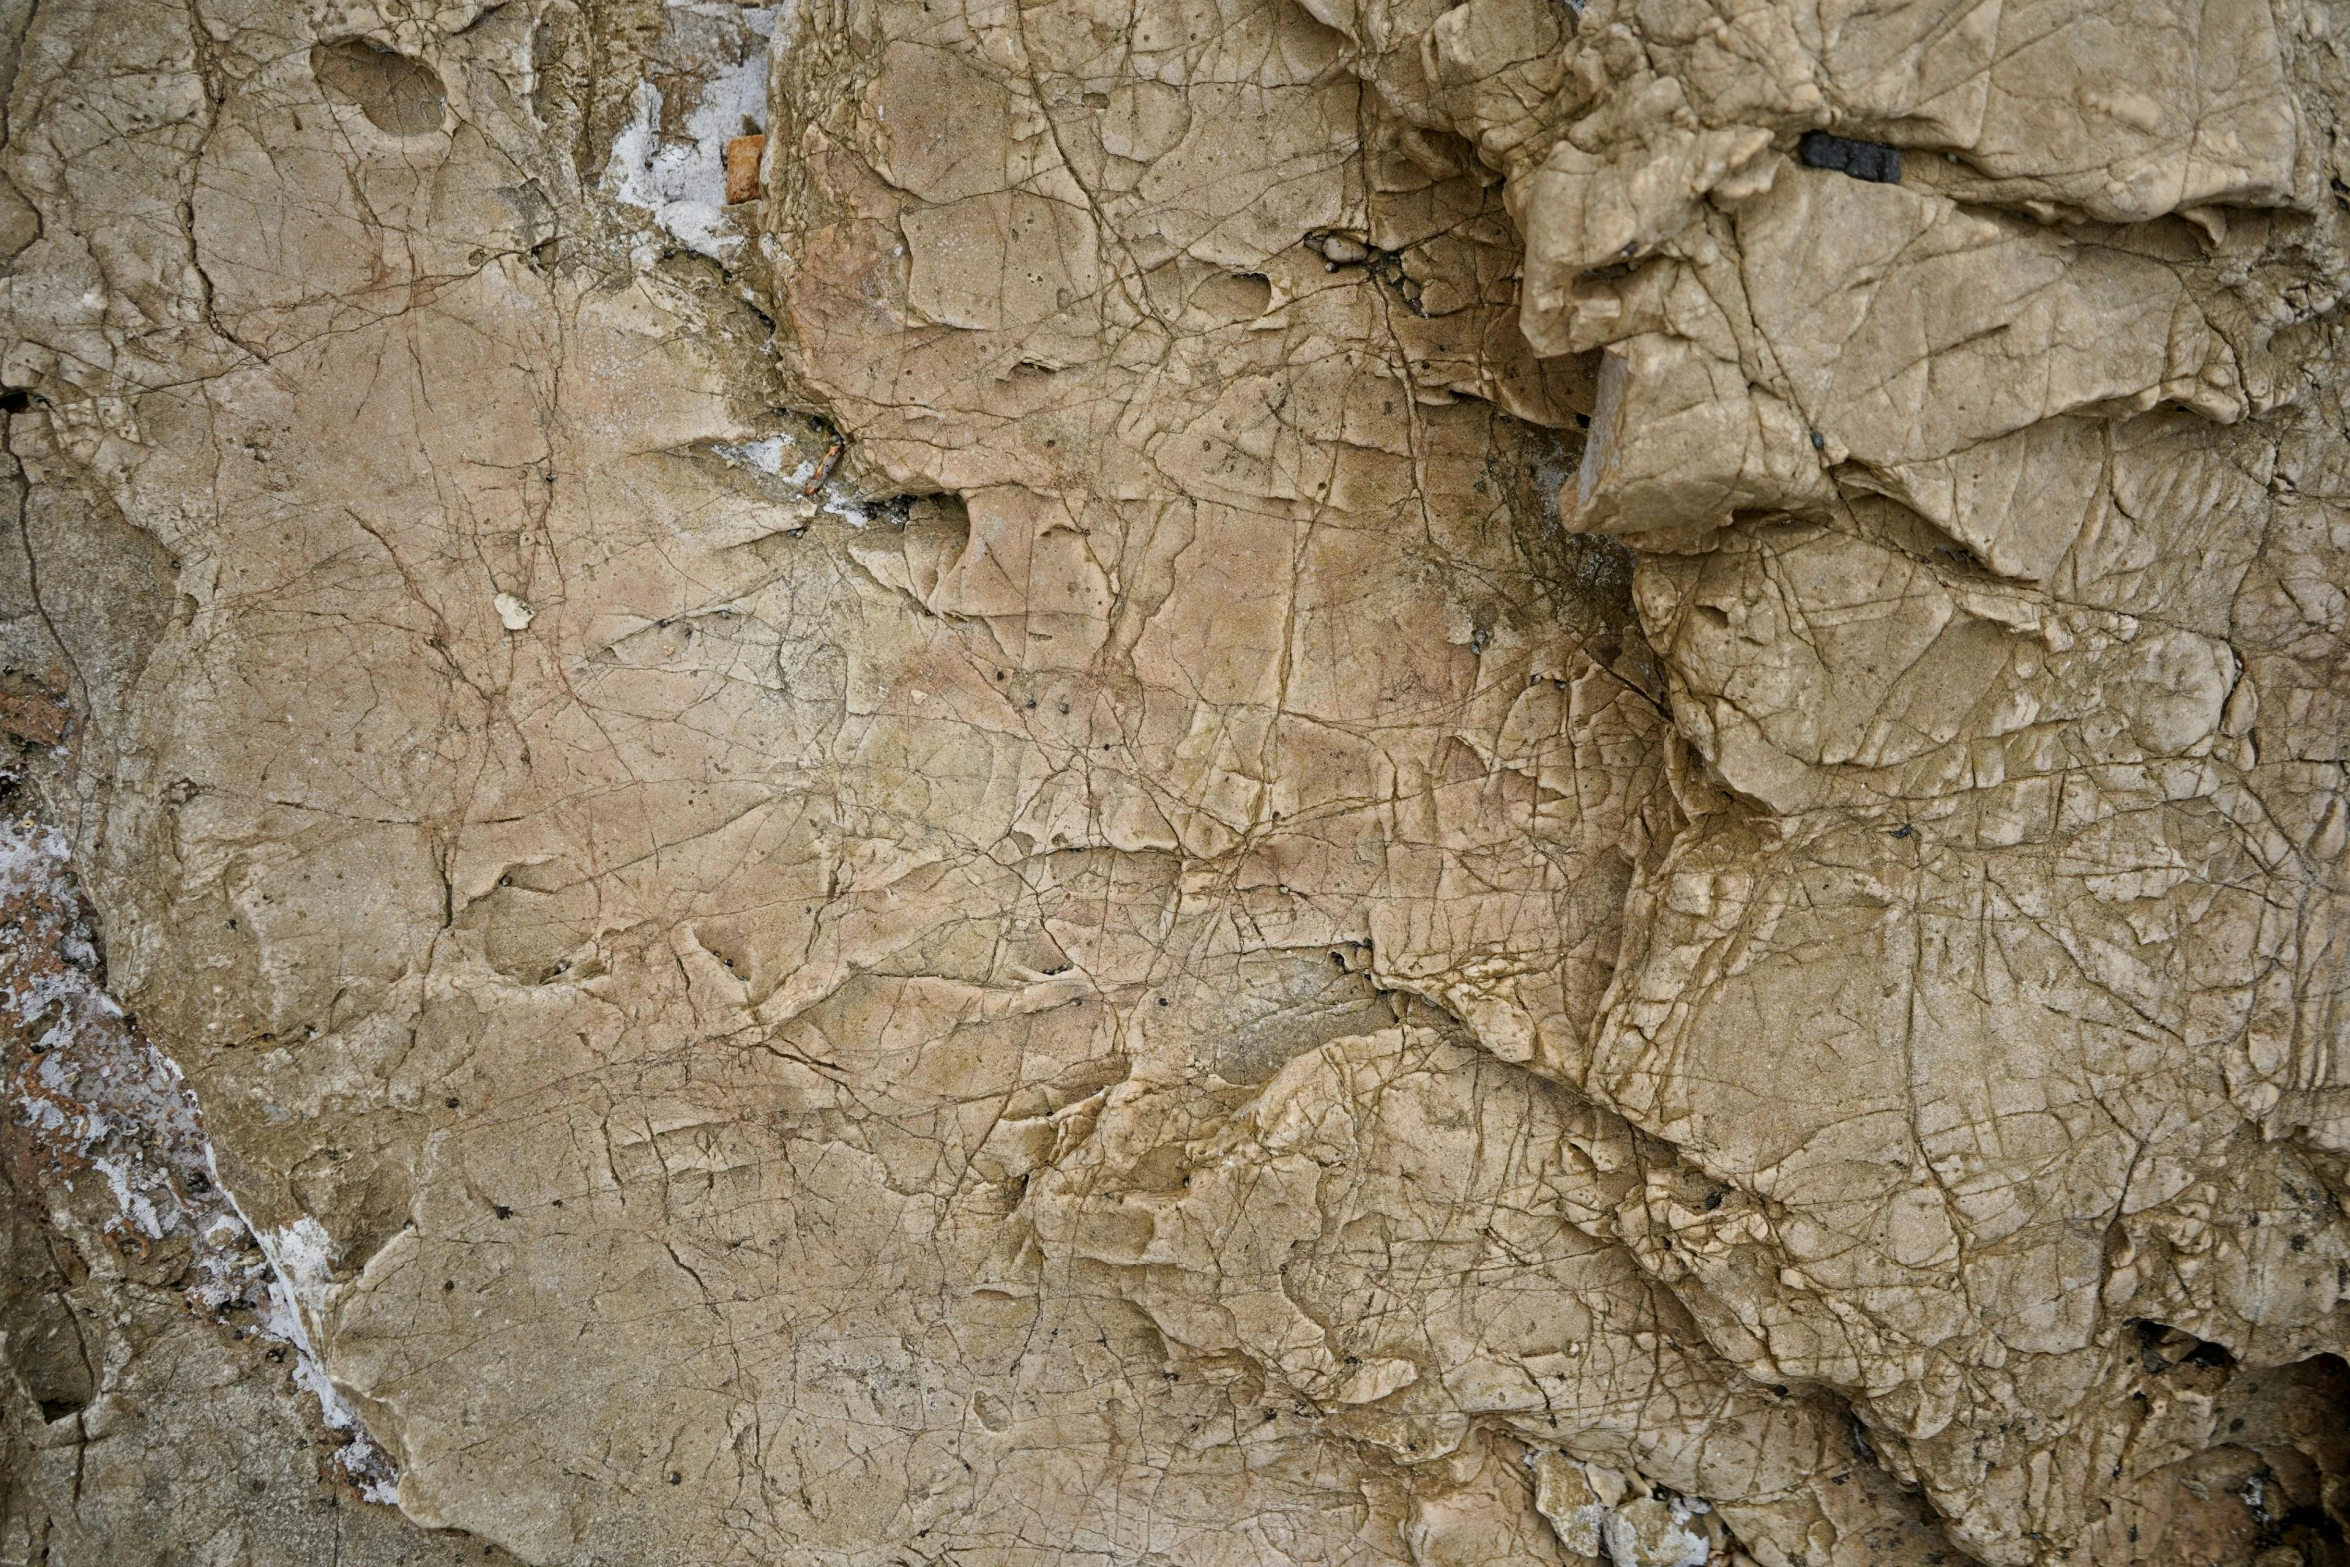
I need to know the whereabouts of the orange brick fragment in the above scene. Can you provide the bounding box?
[0,690,68,747]
[724,134,765,205]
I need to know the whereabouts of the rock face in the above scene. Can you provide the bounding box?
[2,0,2348,1563]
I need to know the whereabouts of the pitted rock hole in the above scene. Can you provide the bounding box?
[1191,270,1274,320]
[311,39,446,136]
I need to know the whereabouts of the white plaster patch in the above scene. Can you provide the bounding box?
[600,8,777,261]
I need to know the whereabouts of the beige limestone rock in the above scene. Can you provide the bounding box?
[2,0,2348,1563]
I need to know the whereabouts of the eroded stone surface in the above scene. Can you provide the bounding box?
[2,0,2347,1563]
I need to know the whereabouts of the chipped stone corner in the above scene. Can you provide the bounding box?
[1529,1452,1726,1567]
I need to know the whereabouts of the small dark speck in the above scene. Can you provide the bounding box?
[1157,996,1170,1007]
[445,1096,460,1109]
[2290,1233,2307,1250]
[668,1472,682,1485]
[443,1280,455,1292]
[1891,824,1913,839]
[2230,1417,2245,1431]
[494,1205,512,1220]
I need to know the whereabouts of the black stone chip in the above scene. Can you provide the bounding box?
[1798,131,1902,184]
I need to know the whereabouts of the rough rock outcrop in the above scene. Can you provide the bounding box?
[1,0,2346,1563]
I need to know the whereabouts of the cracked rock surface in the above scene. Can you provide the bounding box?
[1,0,2347,1563]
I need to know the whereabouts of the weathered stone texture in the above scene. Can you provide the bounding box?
[1,0,2347,1563]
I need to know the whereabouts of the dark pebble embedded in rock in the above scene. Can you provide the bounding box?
[1798,131,1902,184]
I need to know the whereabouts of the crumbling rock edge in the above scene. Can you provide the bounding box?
[0,819,392,1467]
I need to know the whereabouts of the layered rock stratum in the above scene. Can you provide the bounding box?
[2,0,2348,1563]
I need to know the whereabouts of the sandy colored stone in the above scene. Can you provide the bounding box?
[1,0,2347,1564]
